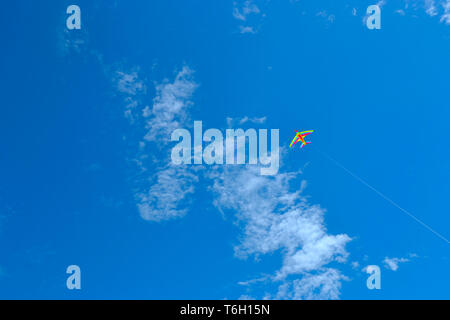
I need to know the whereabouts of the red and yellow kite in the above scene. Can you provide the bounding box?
[289,130,314,148]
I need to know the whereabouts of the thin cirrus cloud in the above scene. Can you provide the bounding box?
[230,0,450,28]
[143,67,198,143]
[425,0,438,16]
[292,0,450,26]
[116,71,145,96]
[397,0,449,24]
[275,268,348,300]
[115,66,200,222]
[137,164,199,221]
[137,67,199,221]
[440,0,450,24]
[210,165,352,299]
[114,70,146,122]
[226,116,267,128]
[401,0,450,24]
[316,11,336,24]
[232,0,264,34]
[383,254,416,271]
[233,0,260,21]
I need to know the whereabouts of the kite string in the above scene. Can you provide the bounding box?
[312,146,450,245]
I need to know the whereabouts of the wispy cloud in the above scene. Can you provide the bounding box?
[137,67,199,221]
[226,116,267,127]
[377,0,387,7]
[116,71,145,96]
[400,0,449,24]
[210,165,352,299]
[275,268,348,300]
[137,164,199,221]
[59,28,88,56]
[316,11,336,24]
[143,67,198,143]
[233,0,260,21]
[239,26,257,34]
[114,66,199,222]
[425,0,438,16]
[233,0,264,34]
[114,69,147,122]
[441,0,450,24]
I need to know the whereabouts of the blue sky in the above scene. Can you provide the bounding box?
[0,0,449,299]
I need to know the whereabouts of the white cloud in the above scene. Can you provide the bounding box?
[275,269,348,300]
[136,67,199,221]
[441,0,450,24]
[425,0,438,16]
[233,9,246,22]
[137,164,199,221]
[116,71,145,96]
[233,1,264,34]
[143,66,197,143]
[377,0,387,7]
[383,256,410,271]
[210,165,352,299]
[276,233,350,279]
[404,0,450,23]
[233,1,260,21]
[349,1,450,26]
[316,11,336,24]
[226,116,267,127]
[239,26,257,34]
[383,253,418,271]
[238,275,270,286]
[114,66,199,222]
[114,70,146,122]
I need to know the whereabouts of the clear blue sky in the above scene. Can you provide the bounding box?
[0,0,449,299]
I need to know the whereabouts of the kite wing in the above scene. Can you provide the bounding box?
[289,135,300,148]
[300,132,313,138]
[299,130,314,136]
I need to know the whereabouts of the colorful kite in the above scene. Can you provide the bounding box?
[289,130,314,148]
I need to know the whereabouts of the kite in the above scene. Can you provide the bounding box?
[289,130,314,148]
